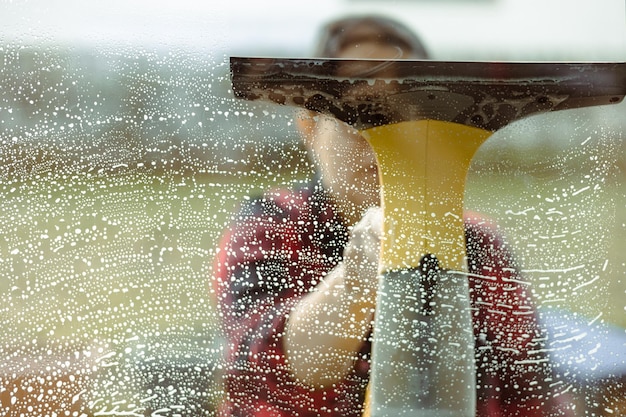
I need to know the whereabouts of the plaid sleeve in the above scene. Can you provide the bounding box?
[212,195,366,417]
[465,213,575,417]
[212,197,297,416]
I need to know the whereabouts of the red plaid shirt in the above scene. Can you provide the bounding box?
[213,182,573,417]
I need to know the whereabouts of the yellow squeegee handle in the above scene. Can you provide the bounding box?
[362,119,492,272]
[360,119,492,417]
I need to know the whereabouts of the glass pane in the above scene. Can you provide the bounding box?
[1,1,624,416]
[468,105,626,415]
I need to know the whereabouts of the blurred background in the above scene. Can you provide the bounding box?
[1,0,625,415]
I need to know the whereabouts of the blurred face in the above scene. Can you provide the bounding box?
[305,114,380,225]
[301,40,414,225]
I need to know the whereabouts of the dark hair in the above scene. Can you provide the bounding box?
[314,15,429,59]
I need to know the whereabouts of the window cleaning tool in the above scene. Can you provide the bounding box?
[230,58,626,417]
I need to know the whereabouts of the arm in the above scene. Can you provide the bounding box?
[212,197,309,415]
[213,194,377,416]
[464,213,576,417]
[285,207,382,388]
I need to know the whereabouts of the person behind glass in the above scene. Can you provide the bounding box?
[213,15,573,417]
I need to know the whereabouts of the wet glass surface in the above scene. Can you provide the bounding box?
[1,2,625,416]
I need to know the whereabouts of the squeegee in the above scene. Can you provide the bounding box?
[230,57,626,417]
